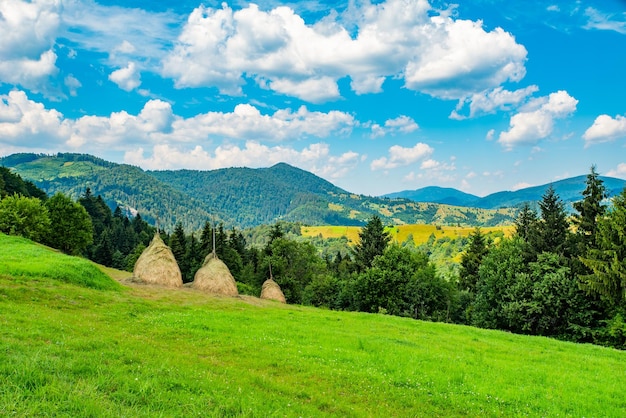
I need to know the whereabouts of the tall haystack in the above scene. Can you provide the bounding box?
[132,233,183,287]
[192,253,238,296]
[260,278,286,303]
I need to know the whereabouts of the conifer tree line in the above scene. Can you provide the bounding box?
[2,165,625,348]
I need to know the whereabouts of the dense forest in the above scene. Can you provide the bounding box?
[1,165,625,349]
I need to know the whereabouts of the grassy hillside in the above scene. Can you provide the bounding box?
[1,234,625,416]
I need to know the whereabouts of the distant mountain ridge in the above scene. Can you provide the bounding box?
[384,175,626,210]
[0,152,532,230]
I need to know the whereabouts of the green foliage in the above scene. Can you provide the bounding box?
[261,237,326,304]
[458,227,489,292]
[353,215,391,272]
[581,188,626,310]
[572,165,607,249]
[352,244,450,319]
[0,194,50,241]
[536,185,570,255]
[44,193,93,255]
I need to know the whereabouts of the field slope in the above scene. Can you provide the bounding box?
[1,233,625,416]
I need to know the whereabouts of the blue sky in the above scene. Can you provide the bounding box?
[0,0,625,196]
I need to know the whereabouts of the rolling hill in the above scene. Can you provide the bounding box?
[385,175,626,210]
[1,153,520,230]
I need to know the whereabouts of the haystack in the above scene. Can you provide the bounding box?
[132,233,183,287]
[192,253,238,296]
[260,278,286,303]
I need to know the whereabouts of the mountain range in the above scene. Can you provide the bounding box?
[2,153,623,231]
[384,175,626,209]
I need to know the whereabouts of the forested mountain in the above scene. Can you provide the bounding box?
[1,153,518,230]
[385,175,626,210]
[384,186,480,206]
[0,153,214,230]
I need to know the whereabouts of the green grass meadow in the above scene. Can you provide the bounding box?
[1,233,625,417]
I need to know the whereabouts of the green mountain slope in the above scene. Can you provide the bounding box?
[2,234,625,416]
[1,153,518,230]
[0,153,214,230]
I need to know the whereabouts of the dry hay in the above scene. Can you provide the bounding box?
[132,234,183,288]
[192,253,238,296]
[260,278,286,303]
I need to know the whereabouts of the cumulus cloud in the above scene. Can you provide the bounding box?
[370,115,419,138]
[161,0,527,102]
[451,85,539,119]
[0,89,356,154]
[0,0,61,92]
[109,62,142,91]
[583,114,626,145]
[0,90,71,143]
[498,90,578,149]
[371,142,434,170]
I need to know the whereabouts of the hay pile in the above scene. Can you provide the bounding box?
[132,233,183,287]
[192,253,238,296]
[260,278,286,303]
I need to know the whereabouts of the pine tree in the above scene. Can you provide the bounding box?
[169,222,188,280]
[572,165,607,249]
[458,227,489,292]
[537,185,570,255]
[514,202,538,243]
[580,188,626,310]
[353,215,391,272]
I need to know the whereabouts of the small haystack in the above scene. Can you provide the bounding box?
[260,278,286,303]
[132,233,183,287]
[192,253,238,296]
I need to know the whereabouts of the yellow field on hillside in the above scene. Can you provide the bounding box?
[301,224,515,245]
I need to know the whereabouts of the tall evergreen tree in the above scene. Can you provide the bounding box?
[169,222,188,280]
[580,188,626,310]
[572,165,607,249]
[514,202,538,243]
[353,215,391,272]
[458,227,489,292]
[537,185,570,255]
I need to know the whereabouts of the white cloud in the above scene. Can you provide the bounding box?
[61,1,180,68]
[606,163,626,178]
[0,89,356,152]
[0,90,70,143]
[0,0,61,92]
[64,74,82,96]
[370,115,419,138]
[268,77,340,103]
[451,85,539,119]
[583,114,626,145]
[584,7,626,34]
[109,62,142,91]
[161,0,528,102]
[371,142,434,170]
[498,90,578,149]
